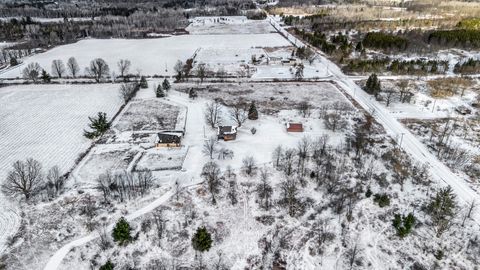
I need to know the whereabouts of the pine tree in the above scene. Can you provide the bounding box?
[248,101,258,120]
[84,112,111,139]
[427,186,457,237]
[112,217,132,245]
[189,88,198,99]
[99,260,114,270]
[10,57,18,66]
[155,84,165,98]
[41,70,51,83]
[191,226,212,253]
[162,78,171,91]
[365,73,381,97]
[392,212,415,238]
[139,76,148,88]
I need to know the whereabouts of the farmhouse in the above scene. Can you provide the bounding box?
[156,132,182,147]
[217,126,237,141]
[286,123,303,132]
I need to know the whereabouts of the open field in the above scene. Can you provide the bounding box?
[0,83,123,253]
[0,33,290,79]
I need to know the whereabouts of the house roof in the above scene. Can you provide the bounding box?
[287,123,303,129]
[218,126,237,135]
[157,133,181,144]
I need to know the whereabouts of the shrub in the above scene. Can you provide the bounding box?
[392,213,415,238]
[99,260,114,270]
[373,193,390,207]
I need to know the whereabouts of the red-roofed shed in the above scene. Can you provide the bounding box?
[286,123,303,132]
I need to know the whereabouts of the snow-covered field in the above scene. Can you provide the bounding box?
[0,34,290,78]
[186,16,276,35]
[0,83,123,253]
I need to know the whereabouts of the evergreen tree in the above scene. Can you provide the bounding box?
[392,212,416,238]
[41,70,51,83]
[139,76,148,88]
[9,57,18,66]
[365,73,381,97]
[248,101,258,120]
[162,78,171,91]
[191,226,212,253]
[112,217,132,245]
[99,260,114,270]
[427,186,457,237]
[188,88,198,99]
[84,112,111,139]
[155,84,165,98]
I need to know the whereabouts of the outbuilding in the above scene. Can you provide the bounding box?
[286,123,304,132]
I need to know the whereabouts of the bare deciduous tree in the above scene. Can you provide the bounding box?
[67,57,80,78]
[297,100,312,117]
[229,102,248,127]
[257,168,273,210]
[2,158,44,201]
[119,82,138,104]
[205,101,223,128]
[203,136,218,159]
[86,58,110,82]
[46,165,65,198]
[51,59,66,78]
[201,161,221,204]
[22,62,42,82]
[196,63,208,83]
[117,59,131,79]
[242,156,256,176]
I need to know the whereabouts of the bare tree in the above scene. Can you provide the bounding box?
[67,57,80,78]
[202,136,218,159]
[153,208,168,245]
[346,239,361,270]
[323,111,347,132]
[201,161,221,204]
[51,59,66,78]
[46,165,65,198]
[22,62,42,82]
[384,89,397,107]
[297,100,312,117]
[2,158,44,201]
[242,156,256,176]
[272,145,283,169]
[205,101,223,128]
[119,82,137,104]
[462,200,476,227]
[227,179,238,205]
[97,225,112,251]
[229,102,248,127]
[196,63,208,83]
[86,58,110,82]
[117,59,131,79]
[257,168,273,210]
[281,178,298,217]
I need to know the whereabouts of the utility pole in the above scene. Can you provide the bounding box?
[399,133,405,148]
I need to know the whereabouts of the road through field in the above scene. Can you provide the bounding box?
[266,14,480,221]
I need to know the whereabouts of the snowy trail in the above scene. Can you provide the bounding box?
[43,91,207,270]
[266,14,480,220]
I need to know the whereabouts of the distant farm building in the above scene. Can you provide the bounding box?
[156,131,183,147]
[217,126,237,141]
[286,123,303,132]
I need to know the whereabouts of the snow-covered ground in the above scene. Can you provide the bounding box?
[186,16,276,35]
[0,83,123,253]
[0,34,290,79]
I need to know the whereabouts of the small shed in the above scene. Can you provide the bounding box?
[286,123,303,132]
[156,132,182,148]
[217,126,237,141]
